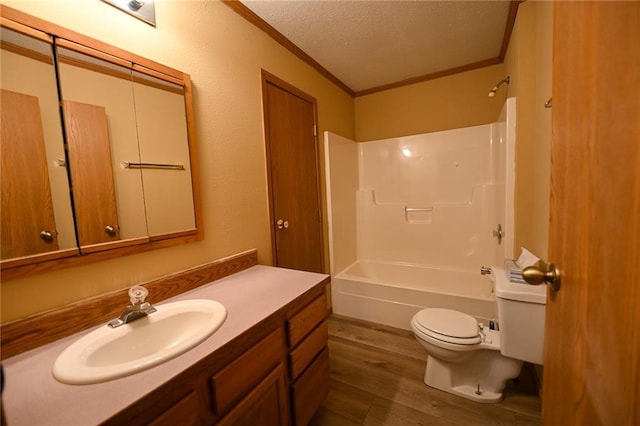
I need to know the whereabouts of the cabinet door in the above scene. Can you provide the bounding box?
[148,391,201,426]
[217,363,289,426]
[56,43,148,247]
[291,347,330,426]
[131,70,196,237]
[211,328,285,415]
[0,25,77,263]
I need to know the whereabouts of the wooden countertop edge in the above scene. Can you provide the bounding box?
[0,249,259,360]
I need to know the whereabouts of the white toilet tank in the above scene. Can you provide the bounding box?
[493,267,547,364]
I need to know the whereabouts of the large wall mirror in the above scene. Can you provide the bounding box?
[0,7,202,280]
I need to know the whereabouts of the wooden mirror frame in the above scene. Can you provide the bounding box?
[0,5,203,280]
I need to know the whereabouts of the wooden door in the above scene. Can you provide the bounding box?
[63,100,120,246]
[543,2,639,424]
[262,71,324,273]
[1,89,59,258]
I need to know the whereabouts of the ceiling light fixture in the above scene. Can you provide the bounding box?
[102,0,156,27]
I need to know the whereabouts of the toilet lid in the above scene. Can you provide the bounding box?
[414,308,481,345]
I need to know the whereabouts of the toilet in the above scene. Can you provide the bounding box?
[411,266,546,403]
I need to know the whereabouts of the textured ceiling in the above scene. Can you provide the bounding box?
[241,0,512,94]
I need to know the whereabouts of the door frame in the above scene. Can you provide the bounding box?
[260,69,325,271]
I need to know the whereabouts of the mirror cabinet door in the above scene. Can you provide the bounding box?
[0,26,77,261]
[0,6,201,279]
[131,69,197,237]
[55,42,149,251]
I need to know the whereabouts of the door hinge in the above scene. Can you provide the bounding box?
[313,124,317,137]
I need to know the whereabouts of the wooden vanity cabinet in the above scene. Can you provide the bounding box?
[286,293,330,426]
[102,285,330,426]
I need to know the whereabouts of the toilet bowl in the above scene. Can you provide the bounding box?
[411,266,546,403]
[411,308,522,402]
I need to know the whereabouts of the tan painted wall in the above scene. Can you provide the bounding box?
[531,1,553,260]
[504,0,553,259]
[354,63,507,141]
[1,0,354,323]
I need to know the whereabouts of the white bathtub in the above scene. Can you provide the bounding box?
[331,260,498,330]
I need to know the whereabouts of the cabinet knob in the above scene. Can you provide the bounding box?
[39,230,55,243]
[105,225,117,236]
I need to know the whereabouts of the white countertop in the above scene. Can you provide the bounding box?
[2,265,329,425]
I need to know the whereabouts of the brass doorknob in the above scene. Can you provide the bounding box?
[522,262,561,291]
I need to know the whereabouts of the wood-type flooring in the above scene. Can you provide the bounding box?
[310,315,542,426]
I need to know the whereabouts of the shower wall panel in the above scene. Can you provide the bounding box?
[356,124,503,270]
[325,97,515,275]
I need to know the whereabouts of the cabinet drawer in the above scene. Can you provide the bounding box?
[288,320,328,380]
[148,391,201,426]
[211,327,285,416]
[290,347,330,426]
[287,295,327,348]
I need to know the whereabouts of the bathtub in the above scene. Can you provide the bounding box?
[331,260,498,331]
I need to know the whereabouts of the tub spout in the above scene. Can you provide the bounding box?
[480,266,492,276]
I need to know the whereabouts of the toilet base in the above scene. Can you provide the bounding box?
[423,352,522,404]
[426,381,503,403]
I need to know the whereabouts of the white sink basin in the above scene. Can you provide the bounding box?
[53,299,226,385]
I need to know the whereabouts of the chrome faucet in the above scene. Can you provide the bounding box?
[108,285,157,328]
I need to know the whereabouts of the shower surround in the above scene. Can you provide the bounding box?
[325,98,515,329]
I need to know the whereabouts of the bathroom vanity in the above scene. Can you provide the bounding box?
[1,264,330,425]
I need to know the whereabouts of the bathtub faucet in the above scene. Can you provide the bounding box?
[480,266,492,276]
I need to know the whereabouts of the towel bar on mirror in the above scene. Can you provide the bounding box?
[123,162,185,170]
